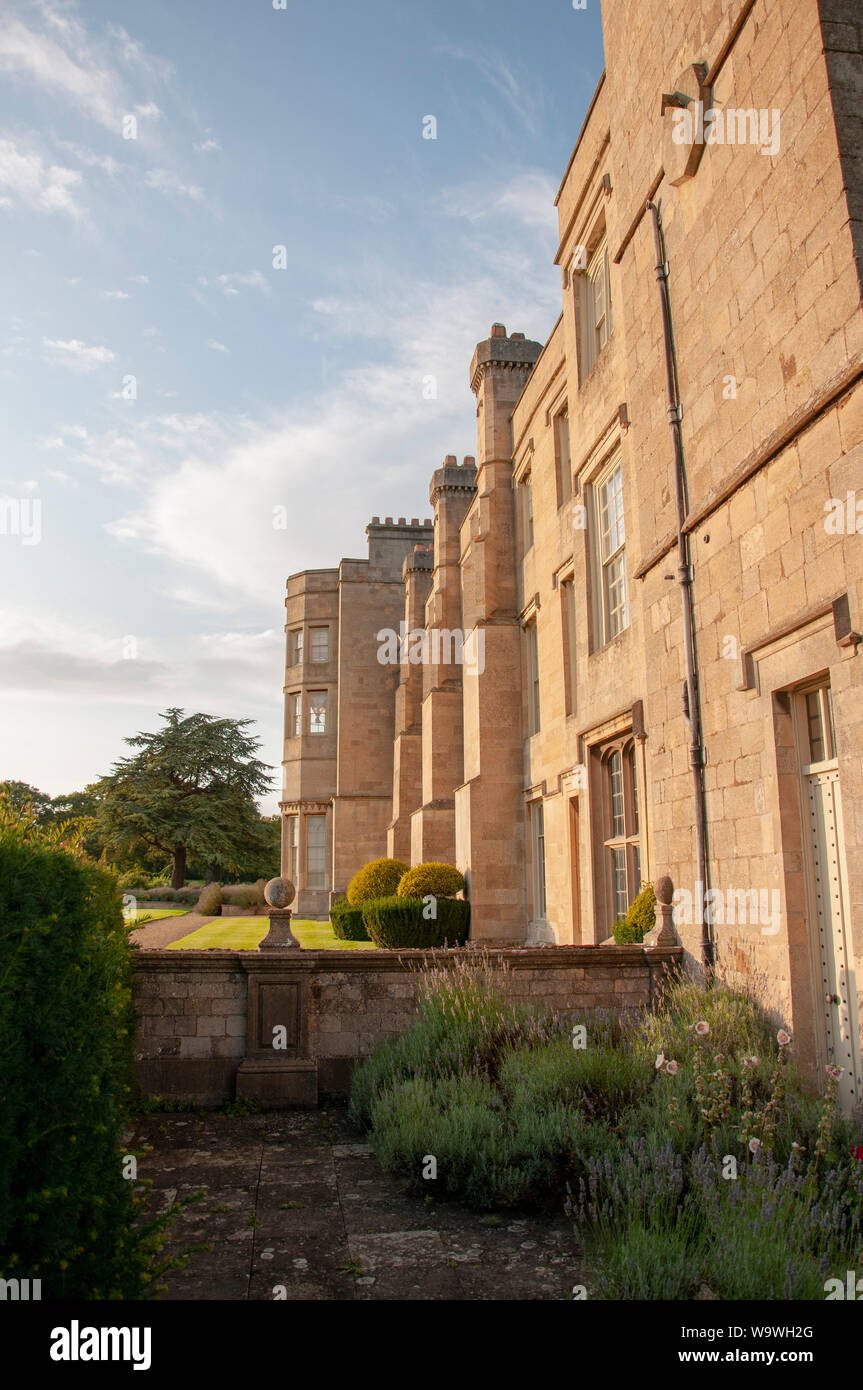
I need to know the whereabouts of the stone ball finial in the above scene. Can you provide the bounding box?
[264,877,295,908]
[655,874,674,906]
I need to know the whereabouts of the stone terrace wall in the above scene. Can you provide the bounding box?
[133,946,681,1106]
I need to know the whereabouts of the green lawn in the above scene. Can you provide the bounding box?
[165,916,377,950]
[127,908,190,925]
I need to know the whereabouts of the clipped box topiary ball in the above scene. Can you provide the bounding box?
[346,857,408,906]
[397,861,466,899]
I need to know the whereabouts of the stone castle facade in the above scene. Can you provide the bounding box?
[282,0,863,1104]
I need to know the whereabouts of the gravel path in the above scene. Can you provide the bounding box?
[129,911,214,950]
[130,1107,584,1300]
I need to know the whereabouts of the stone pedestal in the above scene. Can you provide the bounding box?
[259,908,300,950]
[643,875,679,947]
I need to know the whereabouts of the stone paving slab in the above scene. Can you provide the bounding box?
[130,1107,582,1301]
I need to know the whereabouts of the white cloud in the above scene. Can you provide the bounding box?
[100,289,129,300]
[58,141,125,176]
[0,16,121,129]
[130,274,149,285]
[42,337,115,372]
[208,340,229,353]
[194,138,221,153]
[440,170,559,234]
[107,249,556,603]
[198,269,270,297]
[68,429,145,484]
[0,138,83,217]
[144,168,204,201]
[436,43,544,137]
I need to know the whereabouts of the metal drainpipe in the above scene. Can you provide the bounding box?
[646,199,714,972]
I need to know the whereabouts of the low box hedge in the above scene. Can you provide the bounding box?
[361,895,470,948]
[330,898,371,942]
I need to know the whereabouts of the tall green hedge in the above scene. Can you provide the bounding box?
[0,824,162,1298]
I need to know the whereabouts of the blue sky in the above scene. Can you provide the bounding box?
[0,0,604,813]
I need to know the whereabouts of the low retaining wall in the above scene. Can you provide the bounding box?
[132,945,681,1106]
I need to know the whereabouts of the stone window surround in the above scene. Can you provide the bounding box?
[523,616,541,738]
[288,627,303,666]
[281,800,331,896]
[309,688,328,735]
[554,404,573,508]
[594,732,642,927]
[526,794,548,924]
[578,703,650,935]
[287,691,302,739]
[572,208,613,385]
[305,814,328,890]
[309,626,330,664]
[586,446,630,650]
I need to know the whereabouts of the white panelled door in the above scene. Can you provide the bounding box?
[798,683,861,1112]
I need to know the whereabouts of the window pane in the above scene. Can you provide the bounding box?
[306,817,326,888]
[557,413,572,504]
[287,816,298,883]
[806,690,825,762]
[632,844,642,899]
[294,630,304,663]
[309,690,328,734]
[609,751,624,837]
[564,580,577,713]
[630,745,639,834]
[599,465,625,560]
[533,802,547,919]
[610,846,628,920]
[289,694,301,737]
[526,624,540,735]
[824,686,836,758]
[311,628,329,663]
[605,553,629,638]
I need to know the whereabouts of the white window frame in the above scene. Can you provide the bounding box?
[288,692,302,738]
[305,815,327,889]
[310,627,329,664]
[525,621,540,736]
[555,409,572,506]
[590,452,629,645]
[529,799,547,920]
[577,232,613,381]
[561,576,577,716]
[290,629,304,665]
[309,689,328,735]
[521,473,534,553]
[599,736,642,928]
[287,815,299,883]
